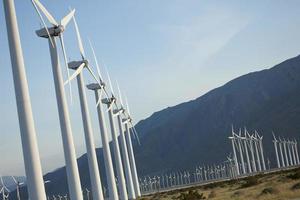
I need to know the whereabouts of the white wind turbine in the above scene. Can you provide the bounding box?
[102,68,128,200]
[291,140,297,165]
[229,126,240,176]
[0,177,10,200]
[278,137,286,167]
[114,82,136,199]
[287,139,294,166]
[11,176,24,200]
[272,133,280,168]
[243,128,252,173]
[31,1,83,199]
[3,0,47,199]
[123,97,142,196]
[283,138,290,167]
[64,14,104,200]
[252,134,262,171]
[86,44,119,200]
[255,131,266,170]
[245,130,257,173]
[234,129,246,174]
[294,139,300,165]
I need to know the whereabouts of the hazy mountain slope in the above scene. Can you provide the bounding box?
[134,55,300,175]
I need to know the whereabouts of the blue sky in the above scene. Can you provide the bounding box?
[1,0,300,175]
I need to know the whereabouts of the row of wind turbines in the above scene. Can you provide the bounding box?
[230,127,300,177]
[139,127,300,195]
[3,0,141,199]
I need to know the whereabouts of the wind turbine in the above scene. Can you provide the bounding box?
[255,131,266,170]
[272,132,280,168]
[283,138,290,167]
[234,129,246,174]
[3,0,47,199]
[86,47,119,199]
[114,82,136,199]
[243,128,252,173]
[278,137,286,167]
[245,130,257,173]
[123,97,141,196]
[252,134,262,171]
[31,0,83,199]
[291,140,297,166]
[11,176,24,200]
[65,14,104,200]
[287,139,294,166]
[229,126,240,175]
[102,68,128,200]
[0,177,10,200]
[295,139,300,165]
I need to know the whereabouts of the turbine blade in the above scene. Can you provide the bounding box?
[95,90,103,107]
[64,63,85,85]
[11,176,17,184]
[61,9,75,28]
[125,96,131,116]
[86,66,100,85]
[106,68,114,94]
[72,14,85,59]
[116,80,124,106]
[59,34,73,104]
[32,0,58,26]
[88,38,103,81]
[132,125,141,146]
[106,102,114,112]
[105,65,115,95]
[31,0,54,46]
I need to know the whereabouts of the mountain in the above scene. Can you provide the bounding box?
[134,54,300,175]
[11,55,300,199]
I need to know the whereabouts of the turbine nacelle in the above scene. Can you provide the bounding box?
[68,60,88,70]
[36,26,64,38]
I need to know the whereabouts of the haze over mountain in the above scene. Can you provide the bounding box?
[10,55,300,198]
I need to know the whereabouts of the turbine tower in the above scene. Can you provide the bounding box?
[32,1,83,199]
[64,15,104,200]
[3,0,47,199]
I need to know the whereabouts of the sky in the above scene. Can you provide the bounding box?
[1,0,300,176]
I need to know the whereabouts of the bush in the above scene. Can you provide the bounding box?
[177,190,206,200]
[260,187,278,195]
[286,170,300,180]
[208,191,216,198]
[240,176,260,188]
[231,190,243,197]
[291,182,300,190]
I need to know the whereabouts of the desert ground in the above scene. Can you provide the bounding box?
[139,167,300,200]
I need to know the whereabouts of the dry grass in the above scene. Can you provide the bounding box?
[139,167,300,200]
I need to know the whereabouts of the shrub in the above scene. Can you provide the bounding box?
[291,182,300,190]
[240,176,260,188]
[177,190,206,200]
[260,187,278,195]
[286,170,300,180]
[208,191,216,198]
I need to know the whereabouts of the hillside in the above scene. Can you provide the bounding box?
[134,55,300,175]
